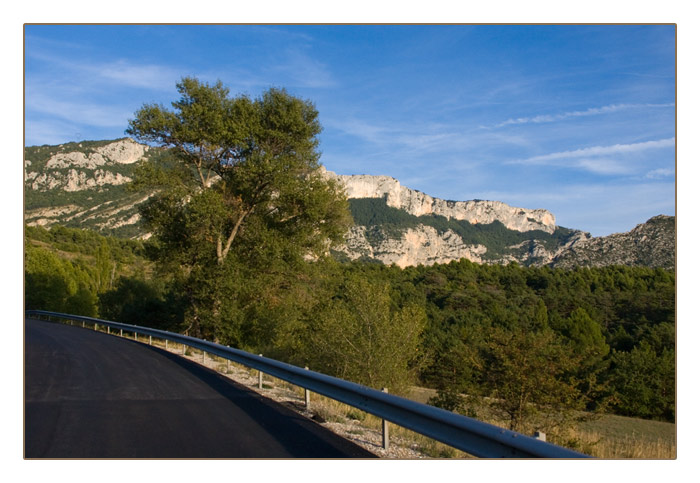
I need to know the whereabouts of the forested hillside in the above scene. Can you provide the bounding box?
[25,224,675,430]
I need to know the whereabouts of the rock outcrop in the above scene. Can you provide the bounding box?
[26,138,146,192]
[44,138,147,169]
[550,215,675,270]
[24,139,152,237]
[336,225,488,268]
[322,168,556,234]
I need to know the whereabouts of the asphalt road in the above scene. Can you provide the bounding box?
[24,319,376,458]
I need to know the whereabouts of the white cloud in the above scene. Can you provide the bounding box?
[328,118,390,144]
[516,138,676,166]
[92,59,180,90]
[492,103,675,128]
[270,48,336,88]
[27,48,180,92]
[645,168,675,179]
[576,158,633,175]
[26,92,134,128]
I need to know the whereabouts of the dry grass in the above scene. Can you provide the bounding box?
[574,430,675,459]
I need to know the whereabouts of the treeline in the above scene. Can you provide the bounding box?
[24,225,168,321]
[24,224,675,429]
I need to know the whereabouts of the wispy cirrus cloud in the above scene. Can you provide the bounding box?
[88,59,181,90]
[513,138,675,170]
[269,48,336,89]
[26,91,134,128]
[645,168,675,179]
[27,48,180,92]
[490,103,675,128]
[327,117,470,157]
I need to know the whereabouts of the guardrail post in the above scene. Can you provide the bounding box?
[203,350,206,363]
[94,323,98,331]
[149,335,152,345]
[120,329,123,337]
[82,321,85,328]
[134,331,138,340]
[258,355,264,389]
[534,432,546,442]
[182,343,186,355]
[304,367,311,408]
[165,339,168,350]
[382,388,390,450]
[107,326,110,335]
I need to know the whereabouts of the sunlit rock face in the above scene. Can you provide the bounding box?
[321,168,556,234]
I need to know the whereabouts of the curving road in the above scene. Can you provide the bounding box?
[24,319,376,458]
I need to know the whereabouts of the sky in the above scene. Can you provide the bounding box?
[23,24,676,237]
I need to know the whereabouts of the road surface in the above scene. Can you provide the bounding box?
[24,318,376,458]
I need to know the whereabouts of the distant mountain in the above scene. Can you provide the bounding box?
[549,215,675,270]
[24,138,158,238]
[24,139,675,269]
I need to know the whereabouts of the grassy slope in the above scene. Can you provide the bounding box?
[406,386,675,459]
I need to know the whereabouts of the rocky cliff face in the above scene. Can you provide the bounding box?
[322,168,557,234]
[336,224,488,267]
[24,139,675,269]
[24,139,152,237]
[322,168,581,267]
[550,215,676,270]
[26,138,146,191]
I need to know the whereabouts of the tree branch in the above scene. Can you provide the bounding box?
[218,205,255,265]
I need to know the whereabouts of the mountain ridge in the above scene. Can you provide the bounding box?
[24,138,675,269]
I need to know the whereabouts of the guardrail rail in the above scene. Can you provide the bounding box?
[26,309,591,458]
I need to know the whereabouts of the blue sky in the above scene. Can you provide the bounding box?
[24,24,676,236]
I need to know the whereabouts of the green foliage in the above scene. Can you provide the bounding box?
[24,224,157,319]
[302,276,426,393]
[99,276,183,331]
[24,242,98,316]
[25,218,674,424]
[606,342,675,421]
[412,259,675,423]
[478,326,583,433]
[25,225,147,265]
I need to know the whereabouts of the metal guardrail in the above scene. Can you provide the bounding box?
[26,309,591,458]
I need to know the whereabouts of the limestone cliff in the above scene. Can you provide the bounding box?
[550,215,675,270]
[26,138,146,192]
[322,168,556,234]
[335,225,488,268]
[24,139,152,237]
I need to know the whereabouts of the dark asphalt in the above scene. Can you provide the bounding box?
[24,319,376,459]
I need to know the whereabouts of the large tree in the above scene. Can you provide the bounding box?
[126,78,351,343]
